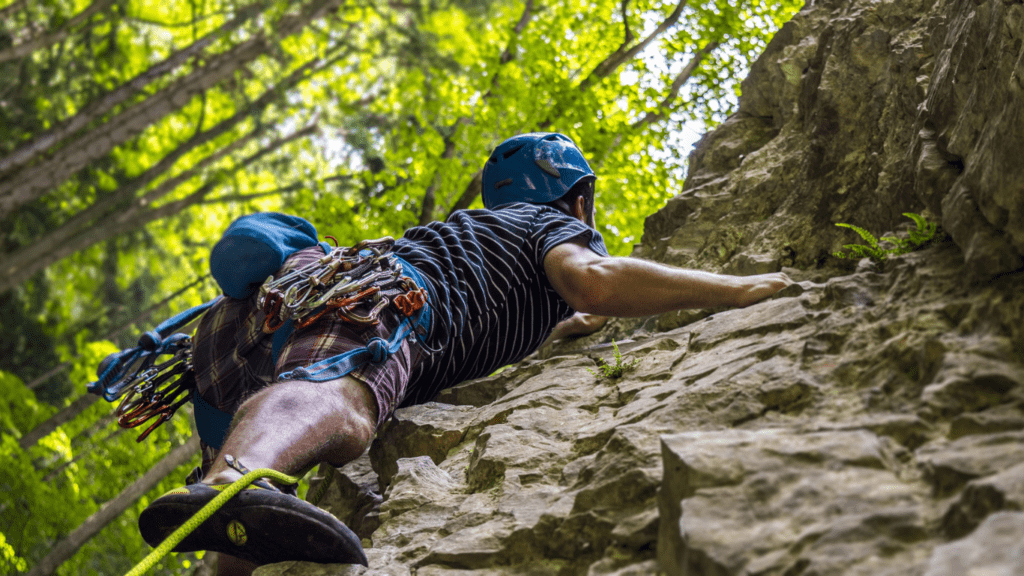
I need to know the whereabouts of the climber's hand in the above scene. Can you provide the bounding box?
[735,273,794,308]
[539,313,607,350]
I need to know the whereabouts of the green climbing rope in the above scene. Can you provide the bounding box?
[305,463,336,507]
[124,468,300,576]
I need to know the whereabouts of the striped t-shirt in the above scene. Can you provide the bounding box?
[393,202,609,405]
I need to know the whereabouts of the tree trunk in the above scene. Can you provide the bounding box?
[418,133,457,225]
[0,34,270,219]
[0,0,272,176]
[0,0,116,65]
[0,50,336,294]
[23,435,200,576]
[18,394,100,451]
[57,124,318,258]
[0,0,343,221]
[450,170,483,213]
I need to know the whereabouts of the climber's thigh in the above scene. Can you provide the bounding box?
[275,306,418,431]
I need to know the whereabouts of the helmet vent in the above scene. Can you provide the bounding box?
[502,145,525,159]
[494,178,513,189]
[535,158,561,178]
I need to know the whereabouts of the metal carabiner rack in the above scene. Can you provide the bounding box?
[259,236,427,334]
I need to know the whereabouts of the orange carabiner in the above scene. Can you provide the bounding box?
[394,289,427,317]
[135,410,172,443]
[262,291,286,333]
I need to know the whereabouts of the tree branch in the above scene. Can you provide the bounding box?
[577,0,688,92]
[0,0,29,22]
[618,0,635,57]
[449,169,483,213]
[0,43,353,295]
[445,1,536,216]
[196,183,305,205]
[111,123,318,230]
[0,0,344,220]
[498,0,534,65]
[418,133,457,225]
[199,168,360,207]
[0,0,116,64]
[124,10,234,28]
[0,0,275,177]
[631,40,719,128]
[483,0,534,100]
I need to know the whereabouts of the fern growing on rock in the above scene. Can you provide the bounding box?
[588,340,641,380]
[833,212,938,268]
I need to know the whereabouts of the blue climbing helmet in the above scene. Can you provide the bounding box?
[482,132,596,209]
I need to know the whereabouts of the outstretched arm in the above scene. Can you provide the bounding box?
[544,240,792,317]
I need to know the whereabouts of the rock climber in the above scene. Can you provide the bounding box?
[138,132,792,575]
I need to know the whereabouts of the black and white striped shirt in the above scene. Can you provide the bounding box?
[393,202,609,405]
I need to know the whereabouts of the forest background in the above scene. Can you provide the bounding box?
[0,0,800,574]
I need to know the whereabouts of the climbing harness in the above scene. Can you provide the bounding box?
[185,238,440,448]
[90,223,438,446]
[264,245,440,386]
[124,455,301,576]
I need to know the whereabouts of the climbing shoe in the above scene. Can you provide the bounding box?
[138,456,367,566]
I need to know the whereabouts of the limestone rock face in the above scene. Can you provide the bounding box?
[254,0,1024,574]
[637,0,1024,283]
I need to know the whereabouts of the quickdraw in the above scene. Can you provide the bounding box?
[259,236,428,334]
[109,336,196,442]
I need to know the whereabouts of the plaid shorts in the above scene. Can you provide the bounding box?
[190,246,422,476]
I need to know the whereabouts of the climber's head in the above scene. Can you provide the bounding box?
[482,133,596,228]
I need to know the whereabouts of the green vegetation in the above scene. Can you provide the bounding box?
[0,368,204,575]
[832,212,939,268]
[0,0,801,573]
[588,340,642,380]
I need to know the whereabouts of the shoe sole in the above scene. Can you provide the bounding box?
[138,486,367,566]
